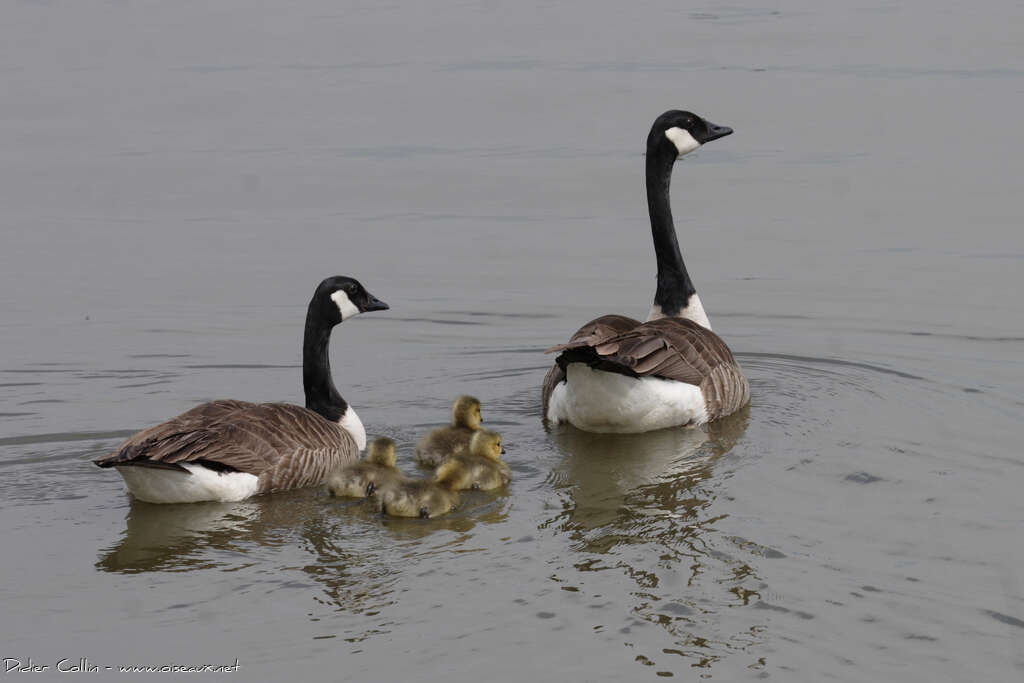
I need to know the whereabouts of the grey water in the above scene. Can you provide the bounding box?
[2,0,1023,680]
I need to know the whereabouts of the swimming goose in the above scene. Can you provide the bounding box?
[542,110,749,433]
[444,429,510,491]
[413,395,482,467]
[326,437,405,498]
[94,276,389,503]
[376,460,463,519]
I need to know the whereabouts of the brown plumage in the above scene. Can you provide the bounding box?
[543,315,749,423]
[97,399,358,494]
[414,395,482,467]
[326,437,405,498]
[376,460,463,519]
[443,429,510,491]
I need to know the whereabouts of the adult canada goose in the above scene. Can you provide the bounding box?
[542,110,749,433]
[376,460,463,519]
[94,276,389,503]
[443,429,510,491]
[326,437,405,498]
[413,395,482,467]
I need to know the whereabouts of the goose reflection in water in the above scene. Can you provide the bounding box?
[96,498,268,574]
[547,407,748,535]
[543,408,761,668]
[96,486,507,612]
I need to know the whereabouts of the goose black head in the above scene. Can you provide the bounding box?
[312,275,389,326]
[648,110,733,160]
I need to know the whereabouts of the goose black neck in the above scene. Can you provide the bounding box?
[646,140,697,316]
[302,303,347,423]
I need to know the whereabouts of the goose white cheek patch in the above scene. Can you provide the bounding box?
[664,127,701,158]
[330,290,361,320]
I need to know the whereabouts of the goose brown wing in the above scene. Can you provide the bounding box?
[592,318,726,382]
[542,315,642,413]
[94,401,358,490]
[104,399,256,455]
[552,318,737,384]
[544,314,642,354]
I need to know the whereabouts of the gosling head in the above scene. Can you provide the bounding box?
[649,110,733,160]
[451,395,482,430]
[469,429,504,461]
[365,437,396,467]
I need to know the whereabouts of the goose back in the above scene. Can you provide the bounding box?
[95,399,359,494]
[544,317,749,422]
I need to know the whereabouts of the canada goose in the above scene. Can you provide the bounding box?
[376,460,463,519]
[326,437,405,498]
[94,276,389,503]
[542,110,749,433]
[444,429,510,491]
[413,395,482,467]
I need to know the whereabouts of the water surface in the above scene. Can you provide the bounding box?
[2,1,1023,680]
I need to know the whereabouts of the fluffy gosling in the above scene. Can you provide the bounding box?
[414,395,482,467]
[326,437,404,498]
[377,460,464,519]
[444,429,510,491]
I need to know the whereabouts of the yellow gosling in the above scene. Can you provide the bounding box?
[377,460,465,519]
[414,395,483,467]
[444,429,510,491]
[326,437,405,498]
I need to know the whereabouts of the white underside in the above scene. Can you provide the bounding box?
[547,364,708,433]
[117,463,260,504]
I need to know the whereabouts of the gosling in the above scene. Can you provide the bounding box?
[414,395,482,467]
[377,460,463,519]
[444,429,510,491]
[326,437,405,498]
